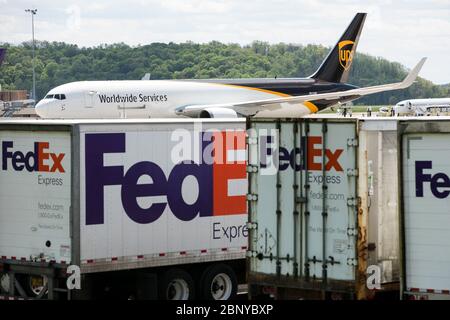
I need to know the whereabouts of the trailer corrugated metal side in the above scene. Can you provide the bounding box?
[400,120,450,300]
[247,118,359,297]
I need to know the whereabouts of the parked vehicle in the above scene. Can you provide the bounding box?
[399,120,450,300]
[2,116,450,300]
[246,116,403,299]
[0,118,248,300]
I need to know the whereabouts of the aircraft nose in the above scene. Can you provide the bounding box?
[35,100,48,118]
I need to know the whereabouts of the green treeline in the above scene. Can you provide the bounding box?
[0,40,448,105]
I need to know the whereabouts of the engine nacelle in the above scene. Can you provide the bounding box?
[199,108,238,118]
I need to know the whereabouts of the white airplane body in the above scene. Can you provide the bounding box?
[394,98,450,115]
[36,80,319,119]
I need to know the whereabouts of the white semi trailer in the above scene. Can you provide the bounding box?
[246,116,450,300]
[0,119,248,300]
[3,116,450,301]
[400,120,450,300]
[246,116,401,299]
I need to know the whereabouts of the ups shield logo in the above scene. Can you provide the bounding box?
[338,40,355,70]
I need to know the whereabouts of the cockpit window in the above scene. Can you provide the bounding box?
[398,103,404,106]
[45,94,66,100]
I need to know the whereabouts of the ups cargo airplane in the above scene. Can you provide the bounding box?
[35,13,426,119]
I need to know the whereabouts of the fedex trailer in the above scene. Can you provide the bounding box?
[247,117,401,300]
[0,119,248,300]
[399,120,450,300]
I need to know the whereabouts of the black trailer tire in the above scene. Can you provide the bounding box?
[158,268,195,300]
[0,273,11,294]
[25,275,48,298]
[199,264,237,300]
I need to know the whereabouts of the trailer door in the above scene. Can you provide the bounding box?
[248,119,358,283]
[0,129,72,264]
[402,133,450,295]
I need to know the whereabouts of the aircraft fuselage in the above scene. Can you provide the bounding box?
[35,78,357,119]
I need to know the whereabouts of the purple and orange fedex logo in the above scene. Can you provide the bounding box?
[85,131,247,225]
[1,141,65,173]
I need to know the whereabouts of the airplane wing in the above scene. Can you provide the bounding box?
[177,58,426,117]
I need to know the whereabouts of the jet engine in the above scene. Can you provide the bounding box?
[199,108,239,118]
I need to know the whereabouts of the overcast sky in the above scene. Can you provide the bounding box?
[1,0,449,84]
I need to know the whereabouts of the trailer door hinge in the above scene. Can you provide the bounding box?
[347,168,358,177]
[246,222,258,230]
[247,194,258,201]
[347,197,357,206]
[347,228,357,236]
[347,258,357,266]
[347,138,358,147]
[247,136,258,145]
[246,251,259,258]
[246,165,258,173]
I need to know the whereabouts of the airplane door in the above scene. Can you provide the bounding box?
[85,91,96,108]
[119,102,126,119]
